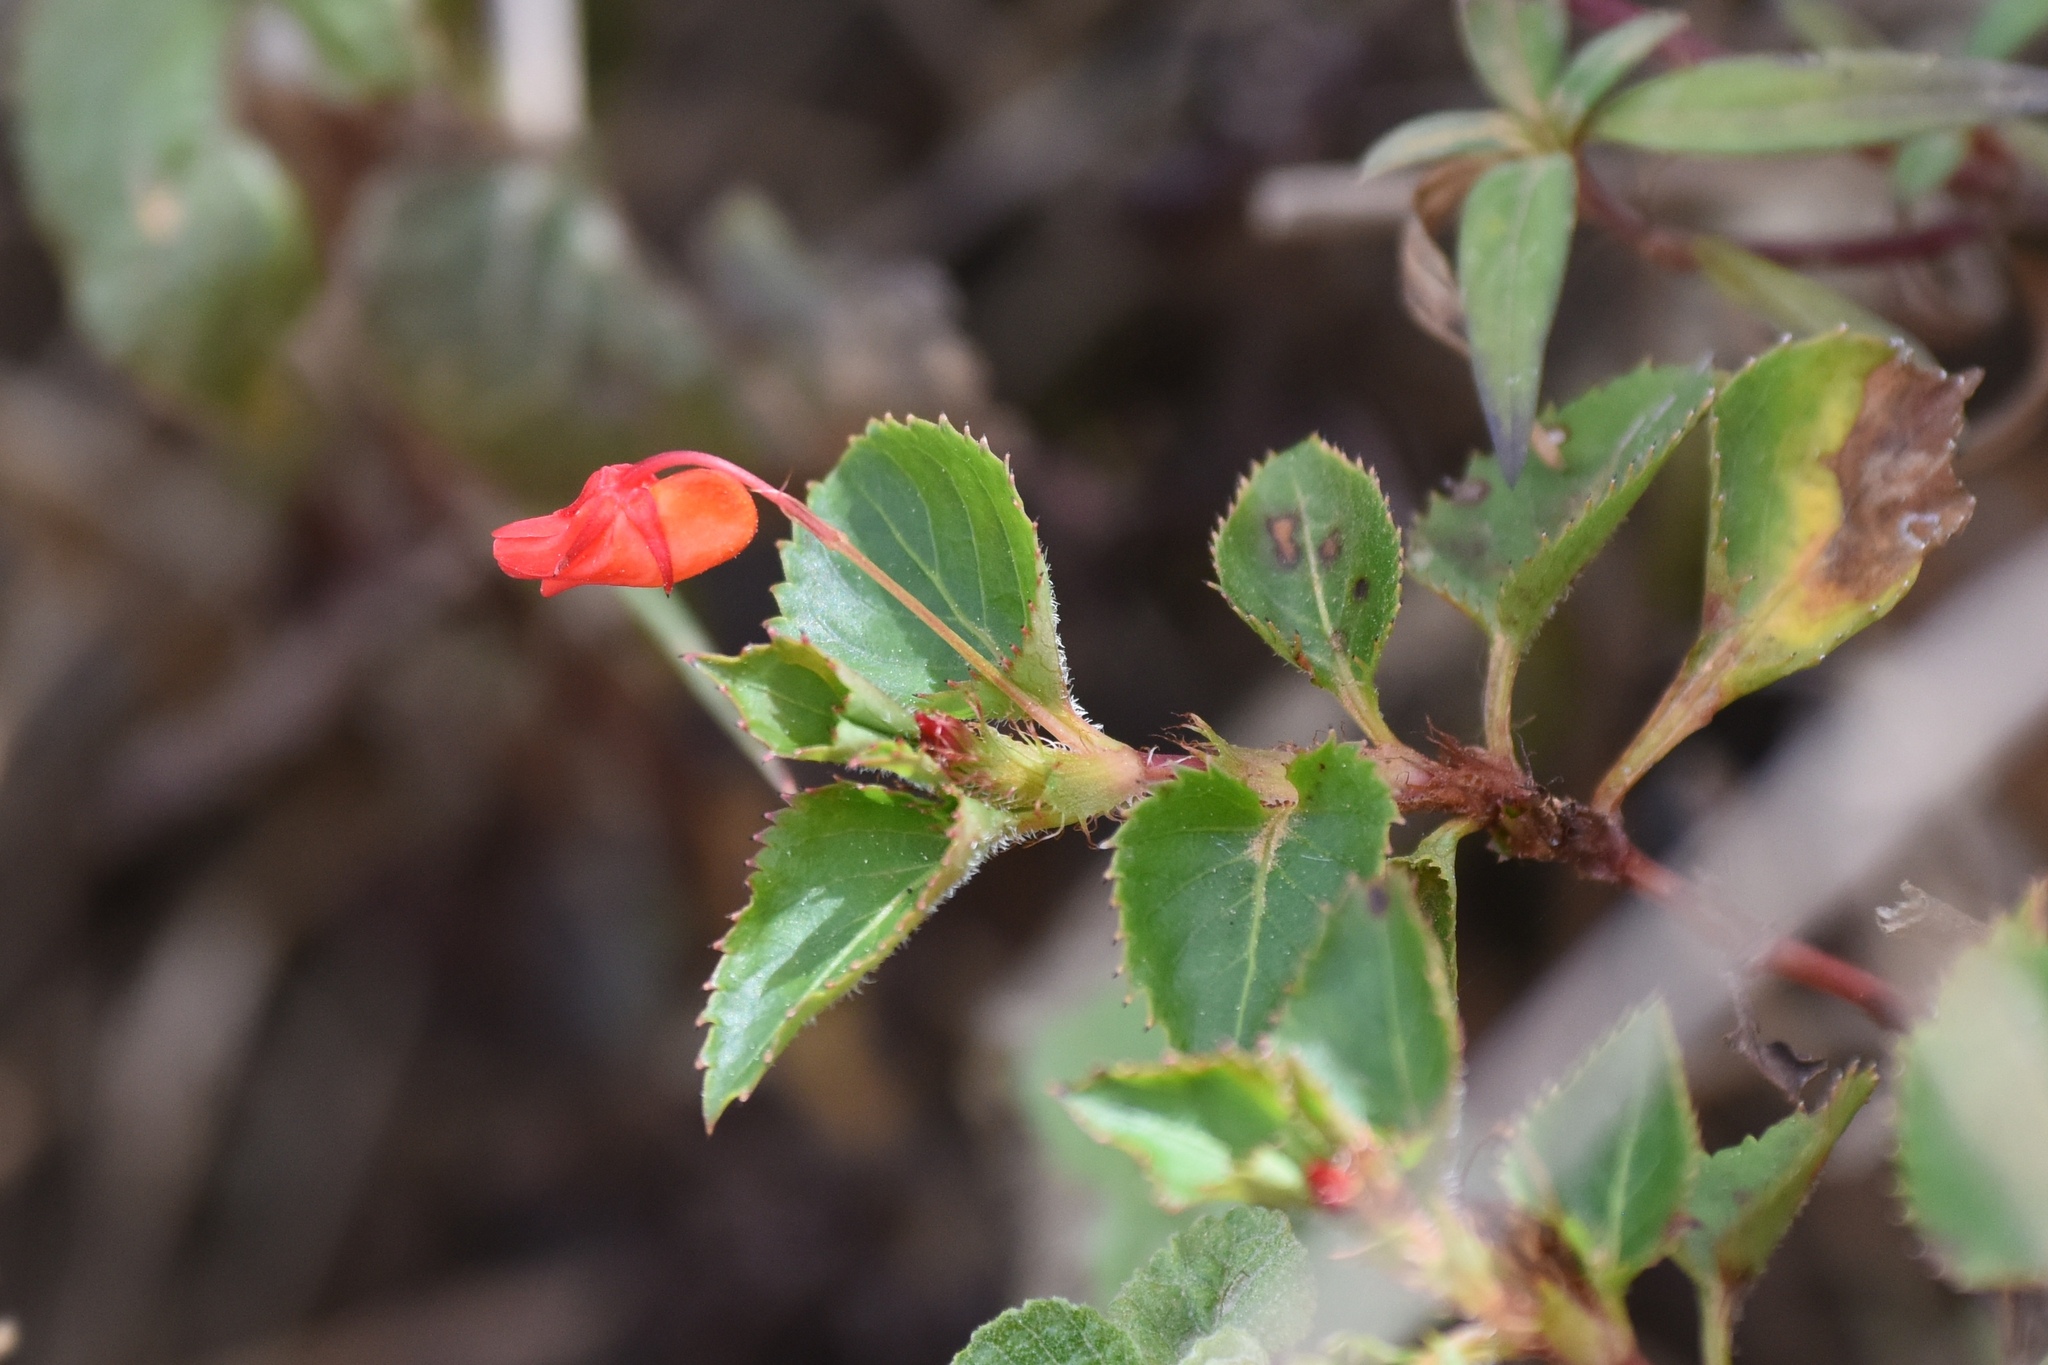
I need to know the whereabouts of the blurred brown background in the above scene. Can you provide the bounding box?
[1,0,2047,1361]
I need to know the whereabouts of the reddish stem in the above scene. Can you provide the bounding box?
[1744,217,1985,269]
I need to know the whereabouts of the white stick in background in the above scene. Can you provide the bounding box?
[491,0,587,146]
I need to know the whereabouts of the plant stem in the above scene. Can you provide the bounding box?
[1699,1278,1736,1365]
[1482,636,1520,760]
[648,451,1109,752]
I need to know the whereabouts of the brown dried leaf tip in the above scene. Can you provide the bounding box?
[1824,358,1979,599]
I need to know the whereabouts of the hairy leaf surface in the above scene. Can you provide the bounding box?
[1458,154,1578,485]
[694,636,940,784]
[953,1300,1143,1365]
[776,417,1067,717]
[1113,744,1397,1051]
[1500,1002,1701,1281]
[700,785,1005,1124]
[1276,871,1460,1143]
[1410,363,1714,655]
[1109,1209,1313,1365]
[1675,1067,1876,1290]
[1213,439,1403,723]
[1897,905,2048,1287]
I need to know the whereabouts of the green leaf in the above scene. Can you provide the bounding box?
[1892,130,1969,200]
[1275,870,1460,1144]
[699,784,1007,1124]
[1458,154,1578,485]
[954,1300,1143,1365]
[1112,743,1397,1052]
[774,417,1068,719]
[1675,1066,1877,1291]
[1177,1328,1268,1365]
[1109,1208,1314,1365]
[1500,1001,1702,1282]
[692,636,940,784]
[348,161,732,501]
[1970,0,2048,58]
[1059,1054,1337,1211]
[1457,0,1570,117]
[1604,333,1974,800]
[1212,438,1403,726]
[1588,52,2048,154]
[1897,909,2048,1288]
[1395,819,1467,975]
[1550,13,1692,135]
[1361,110,1529,177]
[1692,238,1927,361]
[1410,362,1715,657]
[18,0,320,418]
[277,0,424,97]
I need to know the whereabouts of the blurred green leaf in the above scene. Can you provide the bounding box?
[1970,0,2048,58]
[18,0,320,418]
[1692,237,1926,360]
[1112,743,1396,1052]
[278,0,425,96]
[693,635,941,784]
[1109,1208,1314,1365]
[1601,333,1973,803]
[1776,0,1886,50]
[1500,1001,1701,1283]
[774,417,1068,720]
[1589,52,2048,153]
[1675,1066,1876,1290]
[1892,130,1969,199]
[1275,870,1460,1144]
[1213,437,1403,730]
[953,1300,1143,1365]
[1457,0,1570,117]
[1060,1054,1337,1211]
[1395,819,1466,974]
[1550,12,1691,134]
[1458,153,1577,485]
[1897,906,2048,1288]
[1361,110,1528,177]
[349,159,732,500]
[699,784,1007,1125]
[1999,118,2048,177]
[1410,363,1714,658]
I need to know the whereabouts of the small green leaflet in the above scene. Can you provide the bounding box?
[1691,237,1927,361]
[1360,110,1528,177]
[1675,1066,1876,1291]
[277,0,423,98]
[1969,0,2048,58]
[699,784,1007,1125]
[1499,1001,1702,1284]
[1600,333,1973,805]
[1410,363,1714,658]
[1112,743,1397,1052]
[350,161,728,501]
[1458,154,1578,486]
[1213,438,1403,729]
[693,636,941,785]
[1275,870,1460,1145]
[1588,52,2048,154]
[1549,12,1692,135]
[1891,130,1969,201]
[1395,818,1467,975]
[1897,907,2048,1288]
[1109,1208,1314,1365]
[1059,1054,1339,1210]
[1457,0,1569,118]
[953,1299,1143,1365]
[18,0,320,419]
[774,417,1068,718]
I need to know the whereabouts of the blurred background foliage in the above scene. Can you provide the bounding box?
[0,0,2046,1361]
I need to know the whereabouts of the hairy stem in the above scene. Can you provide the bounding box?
[1699,1278,1736,1365]
[648,451,1109,752]
[1482,636,1520,760]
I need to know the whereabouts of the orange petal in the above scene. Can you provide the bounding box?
[651,469,759,581]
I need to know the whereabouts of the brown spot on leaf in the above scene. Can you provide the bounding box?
[1365,883,1390,918]
[1317,528,1343,567]
[1351,576,1371,601]
[1268,514,1301,567]
[1823,358,1979,598]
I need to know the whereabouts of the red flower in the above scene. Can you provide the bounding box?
[493,458,758,596]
